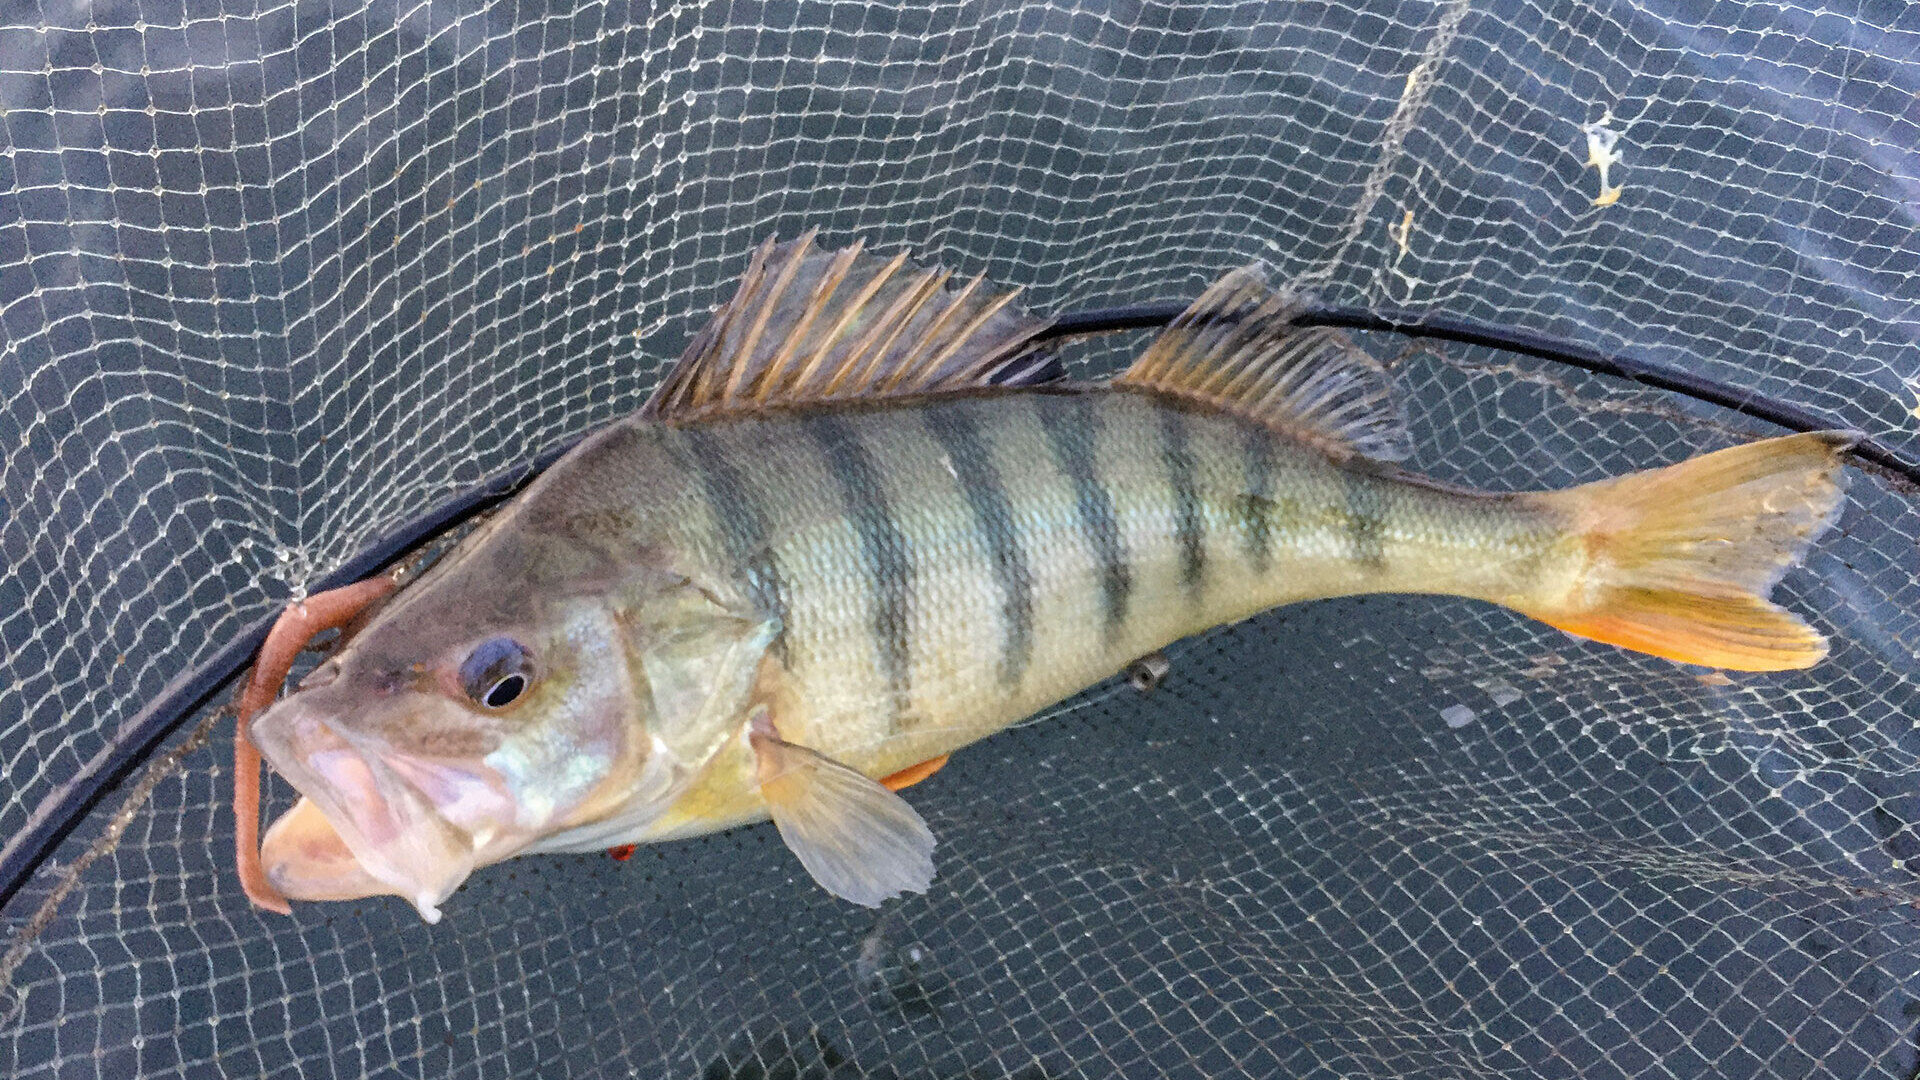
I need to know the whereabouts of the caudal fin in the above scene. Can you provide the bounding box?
[1524,431,1856,671]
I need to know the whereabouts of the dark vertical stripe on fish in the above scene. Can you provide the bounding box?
[1158,404,1205,596]
[921,401,1033,687]
[1343,469,1388,571]
[1044,395,1130,637]
[807,414,914,711]
[677,428,790,661]
[1239,424,1275,573]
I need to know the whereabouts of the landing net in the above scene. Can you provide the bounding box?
[3,2,1918,1076]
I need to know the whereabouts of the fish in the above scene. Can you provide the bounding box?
[243,232,1855,922]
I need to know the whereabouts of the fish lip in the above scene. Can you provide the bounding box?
[251,702,507,922]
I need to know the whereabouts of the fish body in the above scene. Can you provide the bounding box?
[247,235,1852,921]
[580,391,1558,840]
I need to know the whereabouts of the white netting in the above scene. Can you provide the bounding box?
[3,1,1918,1077]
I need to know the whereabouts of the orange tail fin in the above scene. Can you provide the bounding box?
[1522,431,1856,671]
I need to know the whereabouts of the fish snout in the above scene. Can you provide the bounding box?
[251,704,485,923]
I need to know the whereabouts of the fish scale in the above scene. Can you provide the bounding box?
[918,397,1036,688]
[661,390,1563,783]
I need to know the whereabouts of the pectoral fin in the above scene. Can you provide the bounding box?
[749,720,935,907]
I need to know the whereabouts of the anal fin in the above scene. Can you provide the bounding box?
[880,754,950,792]
[750,713,936,907]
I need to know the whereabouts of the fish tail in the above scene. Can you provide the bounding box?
[1520,431,1857,671]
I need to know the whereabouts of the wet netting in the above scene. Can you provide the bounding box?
[4,1,1920,1077]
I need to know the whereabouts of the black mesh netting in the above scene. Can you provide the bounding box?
[5,2,1920,1077]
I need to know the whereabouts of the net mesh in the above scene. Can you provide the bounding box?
[4,1,1919,1076]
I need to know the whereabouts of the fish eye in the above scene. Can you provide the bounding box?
[459,637,534,710]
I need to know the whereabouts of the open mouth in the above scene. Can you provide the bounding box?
[250,707,511,923]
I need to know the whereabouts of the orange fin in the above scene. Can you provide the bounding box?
[605,844,637,862]
[1114,265,1411,462]
[1524,431,1856,671]
[641,232,1057,421]
[880,754,950,792]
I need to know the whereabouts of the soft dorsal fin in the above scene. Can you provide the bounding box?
[1114,265,1412,462]
[643,231,1059,420]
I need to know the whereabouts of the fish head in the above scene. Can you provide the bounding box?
[251,428,782,923]
[250,568,687,923]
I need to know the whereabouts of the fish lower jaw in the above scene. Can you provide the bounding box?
[259,792,487,922]
[260,796,405,904]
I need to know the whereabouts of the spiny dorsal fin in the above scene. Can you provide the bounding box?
[1115,265,1412,462]
[643,231,1059,420]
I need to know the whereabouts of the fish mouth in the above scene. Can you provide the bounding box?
[250,706,514,923]
[258,795,392,904]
